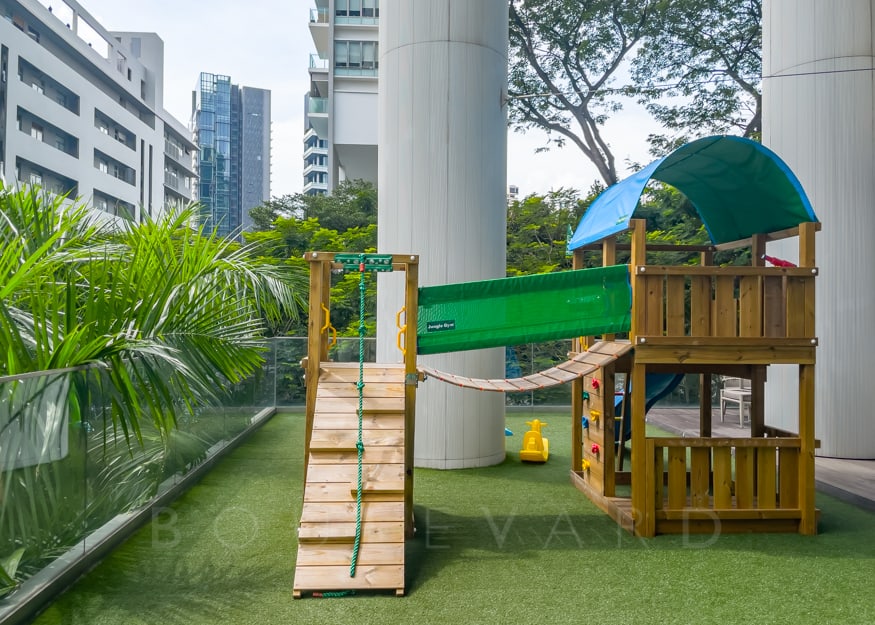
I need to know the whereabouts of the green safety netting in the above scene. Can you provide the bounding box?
[417,265,632,355]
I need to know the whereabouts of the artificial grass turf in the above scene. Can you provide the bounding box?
[30,411,875,625]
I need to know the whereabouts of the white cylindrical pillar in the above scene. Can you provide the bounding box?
[377,0,508,468]
[763,0,875,457]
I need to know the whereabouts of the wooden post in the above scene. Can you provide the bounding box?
[798,363,816,534]
[602,237,617,342]
[571,249,585,474]
[628,220,652,535]
[403,256,419,538]
[699,249,713,436]
[797,222,817,534]
[750,234,767,436]
[303,253,327,485]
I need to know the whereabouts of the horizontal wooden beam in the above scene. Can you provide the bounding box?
[657,508,802,520]
[650,436,802,449]
[633,342,816,365]
[714,222,822,251]
[635,265,818,277]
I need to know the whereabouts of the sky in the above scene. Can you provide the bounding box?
[78,0,659,199]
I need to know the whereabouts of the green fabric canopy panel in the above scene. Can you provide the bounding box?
[417,265,632,355]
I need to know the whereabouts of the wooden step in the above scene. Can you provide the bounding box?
[320,363,405,384]
[317,382,405,399]
[309,447,405,465]
[312,412,405,430]
[293,564,404,593]
[316,396,405,414]
[305,463,404,485]
[309,429,405,451]
[295,542,404,567]
[304,482,404,503]
[297,521,404,544]
[300,501,404,524]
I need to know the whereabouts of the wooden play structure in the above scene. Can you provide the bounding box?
[292,136,822,597]
[569,218,819,536]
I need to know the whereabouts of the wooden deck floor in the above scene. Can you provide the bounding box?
[647,407,875,512]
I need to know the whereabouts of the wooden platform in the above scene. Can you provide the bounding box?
[293,362,407,598]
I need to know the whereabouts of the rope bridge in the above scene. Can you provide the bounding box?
[418,341,633,392]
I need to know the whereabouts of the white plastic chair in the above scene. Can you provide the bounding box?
[719,377,751,427]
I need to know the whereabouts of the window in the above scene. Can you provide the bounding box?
[335,41,349,68]
[98,159,108,173]
[335,41,378,71]
[349,41,362,68]
[362,42,376,69]
[55,138,65,151]
[30,123,43,141]
[29,171,42,186]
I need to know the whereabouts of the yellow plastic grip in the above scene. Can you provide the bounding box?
[589,410,601,422]
[320,303,337,349]
[395,306,407,356]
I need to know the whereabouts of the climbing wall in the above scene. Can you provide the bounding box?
[580,364,618,497]
[293,362,407,598]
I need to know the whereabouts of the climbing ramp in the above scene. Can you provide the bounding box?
[293,362,407,598]
[419,341,633,392]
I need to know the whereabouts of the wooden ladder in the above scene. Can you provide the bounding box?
[293,362,407,598]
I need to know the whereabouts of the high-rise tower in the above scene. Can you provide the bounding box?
[193,73,270,238]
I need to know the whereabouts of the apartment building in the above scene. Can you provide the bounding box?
[306,0,378,193]
[0,0,196,220]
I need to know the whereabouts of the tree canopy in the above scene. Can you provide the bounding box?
[508,0,763,180]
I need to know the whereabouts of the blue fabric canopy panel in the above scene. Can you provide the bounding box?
[568,135,819,249]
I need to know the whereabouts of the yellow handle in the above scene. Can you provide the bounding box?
[320,303,337,349]
[395,306,407,356]
[581,459,591,471]
[589,410,600,422]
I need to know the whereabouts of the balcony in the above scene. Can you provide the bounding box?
[309,53,328,71]
[307,97,328,139]
[309,7,329,23]
[308,8,329,55]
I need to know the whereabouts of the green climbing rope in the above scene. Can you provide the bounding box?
[349,253,367,578]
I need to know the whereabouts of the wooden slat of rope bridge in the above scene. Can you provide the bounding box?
[418,341,633,392]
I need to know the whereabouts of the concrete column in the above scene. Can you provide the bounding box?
[377,0,508,468]
[763,0,875,457]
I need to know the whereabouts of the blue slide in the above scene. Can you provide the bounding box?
[613,374,684,442]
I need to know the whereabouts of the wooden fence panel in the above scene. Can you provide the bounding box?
[690,447,711,507]
[689,276,712,336]
[667,447,687,509]
[763,276,786,338]
[738,275,762,337]
[735,447,755,508]
[779,447,800,509]
[712,447,733,508]
[756,447,777,509]
[665,275,686,336]
[714,275,737,337]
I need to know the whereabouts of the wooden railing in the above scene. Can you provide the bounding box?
[633,266,817,340]
[646,437,803,522]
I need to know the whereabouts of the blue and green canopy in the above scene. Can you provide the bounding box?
[568,135,819,249]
